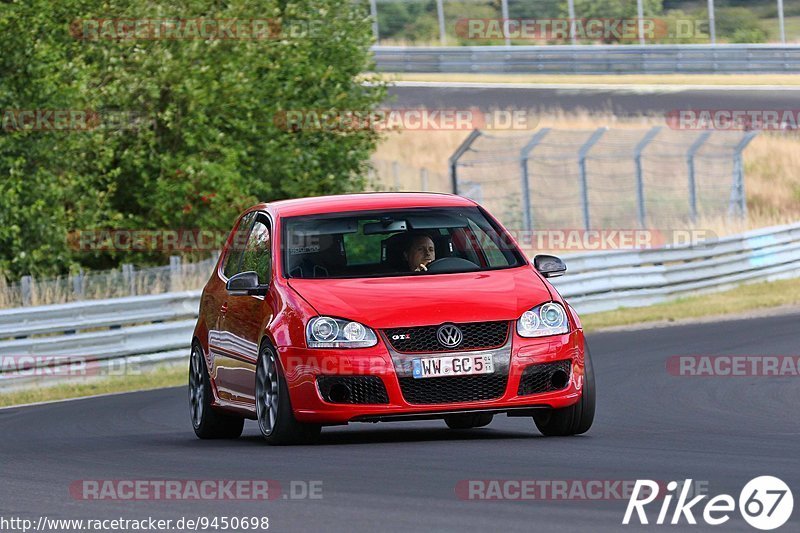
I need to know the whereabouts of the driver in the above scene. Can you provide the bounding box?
[404,232,436,272]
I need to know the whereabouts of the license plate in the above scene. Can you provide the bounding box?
[412,354,494,379]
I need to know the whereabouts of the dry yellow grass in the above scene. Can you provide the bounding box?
[0,363,186,408]
[582,276,800,331]
[381,72,800,86]
[0,262,211,309]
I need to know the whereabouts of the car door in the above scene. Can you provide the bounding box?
[215,212,275,406]
[206,211,255,399]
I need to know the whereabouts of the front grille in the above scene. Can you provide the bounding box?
[317,376,389,404]
[517,360,572,396]
[398,373,508,404]
[385,321,509,353]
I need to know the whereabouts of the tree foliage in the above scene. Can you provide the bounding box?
[0,0,385,278]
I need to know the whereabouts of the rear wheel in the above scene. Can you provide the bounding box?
[444,413,494,429]
[256,343,321,445]
[533,346,596,436]
[189,343,244,439]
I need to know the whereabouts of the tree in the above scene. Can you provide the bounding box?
[0,0,385,279]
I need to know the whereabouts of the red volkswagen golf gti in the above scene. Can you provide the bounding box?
[189,193,595,444]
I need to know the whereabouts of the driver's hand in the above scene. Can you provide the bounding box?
[414,259,433,272]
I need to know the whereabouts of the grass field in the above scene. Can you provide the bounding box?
[0,364,186,408]
[380,72,800,86]
[372,110,800,236]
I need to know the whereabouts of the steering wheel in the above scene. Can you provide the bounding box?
[421,257,480,274]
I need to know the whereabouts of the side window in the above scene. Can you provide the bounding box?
[468,220,511,268]
[240,216,272,284]
[223,212,256,278]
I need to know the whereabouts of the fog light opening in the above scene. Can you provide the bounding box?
[328,383,351,403]
[550,369,569,390]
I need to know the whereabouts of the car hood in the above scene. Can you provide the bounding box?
[287,266,553,329]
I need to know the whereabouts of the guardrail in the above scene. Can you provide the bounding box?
[0,292,200,390]
[551,222,800,314]
[373,44,800,74]
[1,222,799,388]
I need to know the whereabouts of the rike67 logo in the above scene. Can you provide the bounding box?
[624,477,794,530]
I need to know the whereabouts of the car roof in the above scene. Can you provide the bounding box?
[255,192,477,218]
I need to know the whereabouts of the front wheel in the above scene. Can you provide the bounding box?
[256,343,321,445]
[533,345,596,436]
[189,343,244,439]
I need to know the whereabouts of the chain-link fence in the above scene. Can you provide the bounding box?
[451,128,757,231]
[364,0,798,45]
[373,128,758,233]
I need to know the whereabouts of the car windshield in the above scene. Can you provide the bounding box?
[282,206,525,279]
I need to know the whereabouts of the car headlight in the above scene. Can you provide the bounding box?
[306,317,378,348]
[516,302,570,337]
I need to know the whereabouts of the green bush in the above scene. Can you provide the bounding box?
[715,7,767,42]
[0,0,385,279]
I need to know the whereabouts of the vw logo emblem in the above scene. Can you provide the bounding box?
[436,324,463,348]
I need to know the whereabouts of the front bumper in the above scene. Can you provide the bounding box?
[277,329,586,424]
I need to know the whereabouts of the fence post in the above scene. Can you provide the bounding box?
[71,269,84,300]
[730,131,758,219]
[420,168,429,191]
[633,126,662,228]
[436,0,446,45]
[778,0,786,43]
[708,0,716,44]
[519,128,551,232]
[577,128,607,230]
[501,0,510,46]
[687,131,712,223]
[391,161,400,191]
[567,0,577,45]
[122,263,135,296]
[449,129,482,194]
[21,275,32,306]
[369,0,379,44]
[169,256,181,292]
[637,0,646,45]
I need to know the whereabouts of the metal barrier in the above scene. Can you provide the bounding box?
[1,222,799,388]
[373,44,800,74]
[551,222,800,314]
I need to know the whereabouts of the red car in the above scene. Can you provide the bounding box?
[189,193,595,444]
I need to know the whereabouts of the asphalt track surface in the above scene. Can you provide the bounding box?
[2,312,798,532]
[388,84,800,115]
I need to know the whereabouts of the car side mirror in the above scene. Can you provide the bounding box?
[226,271,268,296]
[533,255,567,278]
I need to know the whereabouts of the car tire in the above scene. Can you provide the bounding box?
[189,342,245,439]
[256,343,321,446]
[533,345,596,437]
[444,413,494,429]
